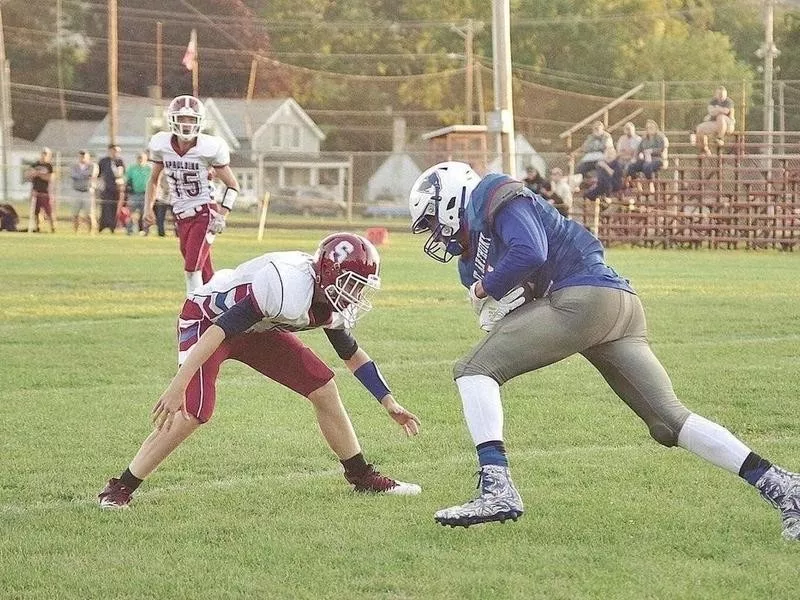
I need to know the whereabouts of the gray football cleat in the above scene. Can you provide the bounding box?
[435,464,523,528]
[755,466,800,540]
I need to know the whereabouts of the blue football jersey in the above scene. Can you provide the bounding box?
[458,173,635,299]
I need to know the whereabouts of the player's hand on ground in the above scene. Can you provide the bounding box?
[381,396,421,437]
[151,386,189,432]
[207,209,226,234]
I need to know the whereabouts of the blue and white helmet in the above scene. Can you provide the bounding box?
[408,161,480,262]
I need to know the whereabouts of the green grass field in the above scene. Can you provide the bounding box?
[1,228,800,600]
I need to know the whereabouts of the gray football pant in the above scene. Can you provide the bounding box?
[454,286,690,446]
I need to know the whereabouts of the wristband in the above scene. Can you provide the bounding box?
[220,187,239,210]
[353,360,391,402]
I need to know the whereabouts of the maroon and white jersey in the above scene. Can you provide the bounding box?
[148,131,230,214]
[180,251,349,360]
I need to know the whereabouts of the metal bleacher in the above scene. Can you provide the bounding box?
[571,131,800,250]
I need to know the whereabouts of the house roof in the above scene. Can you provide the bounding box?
[89,96,164,148]
[421,125,488,140]
[208,98,325,143]
[34,120,100,155]
[13,136,45,151]
[366,153,422,202]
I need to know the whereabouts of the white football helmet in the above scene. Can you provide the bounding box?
[408,161,481,262]
[167,95,205,141]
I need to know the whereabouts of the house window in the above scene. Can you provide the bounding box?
[271,124,301,149]
[289,125,300,148]
[236,172,254,194]
[318,168,339,186]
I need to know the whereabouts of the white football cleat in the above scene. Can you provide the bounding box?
[755,466,800,540]
[435,464,523,527]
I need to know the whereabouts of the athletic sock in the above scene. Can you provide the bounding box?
[119,468,143,491]
[738,452,773,486]
[476,440,508,468]
[341,452,369,477]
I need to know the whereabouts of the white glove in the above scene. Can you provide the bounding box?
[207,209,226,234]
[479,286,527,332]
[468,281,490,316]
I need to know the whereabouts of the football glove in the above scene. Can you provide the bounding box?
[207,209,226,235]
[479,286,527,332]
[468,280,490,316]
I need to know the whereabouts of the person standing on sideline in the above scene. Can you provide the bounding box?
[26,147,55,233]
[153,172,173,237]
[144,95,240,293]
[96,145,125,234]
[407,161,800,540]
[125,152,151,235]
[98,232,422,509]
[69,150,97,233]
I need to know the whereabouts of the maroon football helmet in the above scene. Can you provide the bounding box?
[313,232,381,327]
[167,95,205,141]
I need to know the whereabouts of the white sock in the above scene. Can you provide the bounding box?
[185,270,203,294]
[677,413,751,474]
[456,375,504,446]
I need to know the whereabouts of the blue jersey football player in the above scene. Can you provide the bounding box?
[408,161,800,538]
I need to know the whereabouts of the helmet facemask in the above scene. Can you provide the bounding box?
[314,233,381,329]
[167,95,205,142]
[324,270,380,328]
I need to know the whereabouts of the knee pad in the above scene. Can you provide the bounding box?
[648,422,679,447]
[453,357,491,380]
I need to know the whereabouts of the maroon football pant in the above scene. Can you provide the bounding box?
[175,203,216,283]
[176,313,335,423]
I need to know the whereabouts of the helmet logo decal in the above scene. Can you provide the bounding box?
[331,240,355,264]
[416,171,442,200]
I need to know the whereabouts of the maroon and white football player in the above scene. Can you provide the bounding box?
[145,95,240,293]
[99,233,422,509]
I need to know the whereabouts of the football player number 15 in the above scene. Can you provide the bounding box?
[168,171,201,198]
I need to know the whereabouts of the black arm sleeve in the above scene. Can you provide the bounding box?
[324,328,359,360]
[213,296,263,337]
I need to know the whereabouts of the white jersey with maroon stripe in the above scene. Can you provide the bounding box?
[148,131,230,214]
[186,251,348,333]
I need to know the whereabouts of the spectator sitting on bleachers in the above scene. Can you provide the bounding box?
[548,167,573,218]
[584,146,625,203]
[522,165,551,196]
[616,121,641,177]
[628,119,669,192]
[574,121,614,178]
[693,86,735,155]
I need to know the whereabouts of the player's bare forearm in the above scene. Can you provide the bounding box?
[343,347,371,372]
[217,165,239,191]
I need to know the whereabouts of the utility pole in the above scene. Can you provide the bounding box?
[156,21,163,103]
[0,6,11,202]
[491,0,515,175]
[451,20,477,125]
[108,0,119,145]
[56,0,67,119]
[757,0,779,154]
